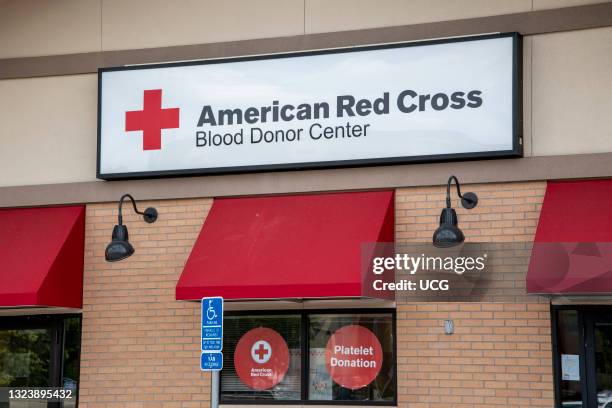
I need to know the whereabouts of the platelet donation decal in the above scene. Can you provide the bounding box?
[234,327,290,390]
[325,325,383,389]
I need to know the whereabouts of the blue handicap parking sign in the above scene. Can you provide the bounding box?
[201,297,223,356]
[202,297,223,327]
[201,351,223,371]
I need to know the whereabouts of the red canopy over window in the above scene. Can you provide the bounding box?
[527,179,612,294]
[176,191,394,301]
[0,206,85,308]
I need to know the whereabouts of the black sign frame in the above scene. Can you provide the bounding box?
[97,32,522,181]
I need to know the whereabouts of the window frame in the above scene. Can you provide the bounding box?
[220,308,397,406]
[0,314,82,408]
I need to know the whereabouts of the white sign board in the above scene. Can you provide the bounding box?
[98,33,521,180]
[561,354,580,381]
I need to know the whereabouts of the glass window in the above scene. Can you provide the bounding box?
[308,313,394,402]
[220,311,395,404]
[221,314,302,401]
[0,328,52,387]
[0,315,81,408]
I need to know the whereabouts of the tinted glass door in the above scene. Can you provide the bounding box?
[586,313,612,408]
[555,309,612,408]
[556,309,584,407]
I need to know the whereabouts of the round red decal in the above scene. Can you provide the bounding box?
[325,325,383,390]
[234,327,290,390]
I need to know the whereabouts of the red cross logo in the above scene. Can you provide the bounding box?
[251,340,272,364]
[125,89,180,150]
[255,344,269,359]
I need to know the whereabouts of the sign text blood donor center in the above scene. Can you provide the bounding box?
[234,327,290,390]
[325,325,383,390]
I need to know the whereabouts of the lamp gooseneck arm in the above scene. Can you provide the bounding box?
[117,194,146,225]
[446,175,462,208]
[446,175,478,209]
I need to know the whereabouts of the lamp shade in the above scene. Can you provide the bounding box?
[105,224,135,262]
[432,208,465,248]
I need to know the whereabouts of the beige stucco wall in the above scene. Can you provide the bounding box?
[305,0,532,33]
[100,0,304,51]
[0,0,304,58]
[0,74,98,186]
[531,27,612,156]
[0,1,610,187]
[307,0,609,33]
[0,0,102,59]
[0,0,608,57]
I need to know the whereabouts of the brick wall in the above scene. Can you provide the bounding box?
[395,181,552,408]
[79,181,552,407]
[396,181,545,243]
[80,198,213,408]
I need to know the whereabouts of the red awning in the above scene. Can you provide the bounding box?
[527,179,612,294]
[176,191,394,300]
[0,206,85,308]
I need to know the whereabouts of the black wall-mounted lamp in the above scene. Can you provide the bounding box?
[432,175,478,248]
[105,194,158,262]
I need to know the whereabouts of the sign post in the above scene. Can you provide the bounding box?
[201,297,223,408]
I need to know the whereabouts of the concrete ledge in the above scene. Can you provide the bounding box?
[1,152,611,208]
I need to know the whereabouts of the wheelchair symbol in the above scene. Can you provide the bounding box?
[206,300,217,321]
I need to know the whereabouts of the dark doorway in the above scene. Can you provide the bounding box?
[553,307,612,408]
